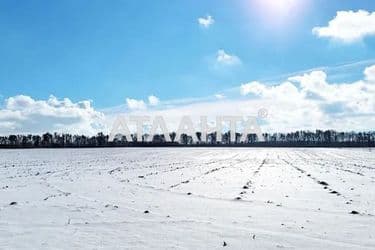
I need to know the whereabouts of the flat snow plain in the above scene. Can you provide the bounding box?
[0,148,374,249]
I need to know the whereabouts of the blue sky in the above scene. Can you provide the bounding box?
[0,0,374,107]
[0,0,375,134]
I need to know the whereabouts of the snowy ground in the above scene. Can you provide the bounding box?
[0,148,374,249]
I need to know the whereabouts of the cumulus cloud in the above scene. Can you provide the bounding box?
[198,15,214,28]
[313,10,375,43]
[216,49,241,66]
[148,95,160,106]
[364,65,375,82]
[102,64,375,133]
[126,98,146,110]
[239,67,375,130]
[0,95,104,135]
[240,81,266,96]
[3,65,375,135]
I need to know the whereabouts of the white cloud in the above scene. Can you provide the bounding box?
[240,81,266,96]
[102,64,375,133]
[148,95,160,106]
[240,68,375,120]
[236,65,375,131]
[215,94,225,99]
[364,65,375,82]
[126,98,146,110]
[216,49,241,66]
[313,10,375,43]
[0,95,104,135]
[198,15,214,28]
[105,65,375,133]
[3,64,375,135]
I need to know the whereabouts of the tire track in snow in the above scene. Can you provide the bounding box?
[237,157,268,200]
[168,155,245,189]
[281,157,359,210]
[142,159,225,178]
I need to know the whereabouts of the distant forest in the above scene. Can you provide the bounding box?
[0,130,374,148]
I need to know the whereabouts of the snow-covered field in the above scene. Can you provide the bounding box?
[0,148,374,249]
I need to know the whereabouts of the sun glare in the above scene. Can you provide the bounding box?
[249,0,306,26]
[257,0,301,16]
[262,0,299,14]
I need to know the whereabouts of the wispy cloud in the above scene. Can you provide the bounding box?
[313,10,375,43]
[214,94,225,99]
[254,59,375,83]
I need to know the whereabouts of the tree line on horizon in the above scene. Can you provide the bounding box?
[0,130,374,147]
